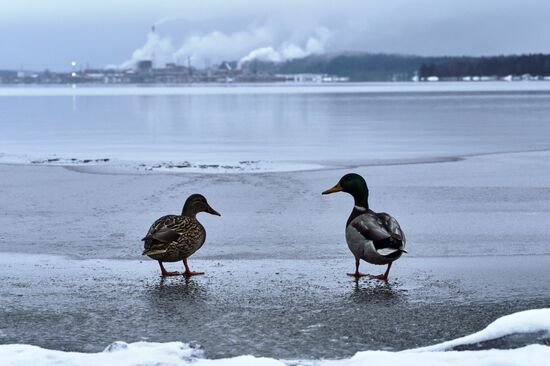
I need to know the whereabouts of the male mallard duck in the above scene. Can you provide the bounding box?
[322,173,406,280]
[142,194,220,277]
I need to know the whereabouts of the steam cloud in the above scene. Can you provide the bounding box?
[239,27,330,65]
[116,32,174,69]
[114,24,331,69]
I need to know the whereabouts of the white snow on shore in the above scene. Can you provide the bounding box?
[0,154,324,174]
[0,309,548,366]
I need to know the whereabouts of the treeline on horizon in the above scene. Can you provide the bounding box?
[252,53,426,81]
[4,53,550,82]
[418,54,550,79]
[250,53,550,81]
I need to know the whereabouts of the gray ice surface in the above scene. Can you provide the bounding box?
[0,150,549,358]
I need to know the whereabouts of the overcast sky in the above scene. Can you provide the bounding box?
[1,0,549,70]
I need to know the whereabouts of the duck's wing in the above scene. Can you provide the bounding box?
[350,212,406,257]
[376,212,406,246]
[142,215,190,255]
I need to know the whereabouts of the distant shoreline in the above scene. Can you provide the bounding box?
[2,80,550,97]
[2,147,550,176]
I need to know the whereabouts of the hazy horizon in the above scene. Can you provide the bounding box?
[2,0,549,71]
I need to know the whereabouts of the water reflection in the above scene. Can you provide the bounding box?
[3,89,550,163]
[145,276,208,307]
[349,279,408,304]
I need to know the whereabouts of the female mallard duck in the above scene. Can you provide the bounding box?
[142,194,220,277]
[322,173,406,280]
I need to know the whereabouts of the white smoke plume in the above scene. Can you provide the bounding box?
[173,26,274,65]
[113,32,174,69]
[113,23,331,69]
[239,46,282,63]
[240,27,331,65]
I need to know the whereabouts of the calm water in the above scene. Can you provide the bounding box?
[1,83,550,169]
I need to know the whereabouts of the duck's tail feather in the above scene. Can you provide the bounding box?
[142,248,168,256]
[376,247,407,255]
[374,236,407,257]
[376,248,400,256]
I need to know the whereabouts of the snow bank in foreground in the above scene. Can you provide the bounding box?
[1,344,549,366]
[0,309,548,366]
[333,346,549,366]
[410,307,550,352]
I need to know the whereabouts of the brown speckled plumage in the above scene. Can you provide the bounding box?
[141,194,220,275]
[142,215,206,262]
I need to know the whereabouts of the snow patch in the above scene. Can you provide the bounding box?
[0,309,548,366]
[410,308,550,352]
[0,153,324,174]
[0,342,204,366]
[0,343,548,366]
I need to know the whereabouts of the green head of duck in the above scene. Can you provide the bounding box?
[322,173,369,209]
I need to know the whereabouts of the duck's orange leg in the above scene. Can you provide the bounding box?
[372,262,392,281]
[158,261,180,277]
[347,258,368,278]
[183,258,204,277]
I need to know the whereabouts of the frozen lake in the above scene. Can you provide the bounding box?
[1,83,549,364]
[1,82,550,172]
